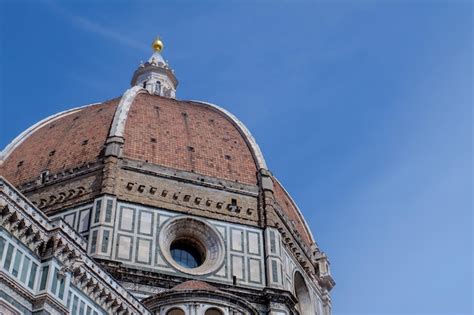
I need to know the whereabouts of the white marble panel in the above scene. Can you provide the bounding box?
[117,235,132,260]
[231,255,244,280]
[248,232,259,255]
[231,229,243,252]
[78,209,90,233]
[120,208,134,232]
[139,211,152,235]
[249,258,261,283]
[64,214,75,228]
[136,239,151,263]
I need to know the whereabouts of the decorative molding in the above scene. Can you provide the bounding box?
[16,161,103,193]
[0,177,151,315]
[123,180,256,222]
[108,86,144,139]
[122,158,259,197]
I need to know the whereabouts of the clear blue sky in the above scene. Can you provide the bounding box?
[0,1,472,314]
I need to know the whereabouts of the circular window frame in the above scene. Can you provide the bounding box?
[159,216,225,276]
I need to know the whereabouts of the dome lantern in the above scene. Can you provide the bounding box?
[130,36,178,98]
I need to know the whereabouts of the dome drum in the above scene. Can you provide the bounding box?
[114,159,261,227]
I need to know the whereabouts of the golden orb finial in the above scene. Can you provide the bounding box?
[152,37,164,52]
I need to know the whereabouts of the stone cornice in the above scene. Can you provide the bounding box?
[16,161,104,194]
[121,158,259,197]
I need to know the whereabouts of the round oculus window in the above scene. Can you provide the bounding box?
[170,239,205,268]
[159,216,225,275]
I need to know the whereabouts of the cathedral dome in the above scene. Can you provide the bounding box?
[0,37,334,315]
[0,76,320,260]
[0,88,315,243]
[0,90,319,250]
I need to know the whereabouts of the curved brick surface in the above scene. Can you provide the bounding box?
[122,94,259,185]
[273,178,313,247]
[1,99,120,186]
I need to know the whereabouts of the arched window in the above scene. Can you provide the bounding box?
[294,271,316,315]
[166,308,185,315]
[204,308,223,315]
[155,80,161,95]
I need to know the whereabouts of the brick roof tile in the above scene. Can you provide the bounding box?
[170,280,219,292]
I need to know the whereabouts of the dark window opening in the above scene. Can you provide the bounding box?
[11,250,23,277]
[40,171,49,184]
[39,265,49,290]
[101,230,110,253]
[166,308,185,315]
[3,244,14,270]
[170,239,205,269]
[105,200,113,223]
[90,230,98,253]
[205,308,223,315]
[270,231,276,253]
[28,263,38,289]
[94,199,102,223]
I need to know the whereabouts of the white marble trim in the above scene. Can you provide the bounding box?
[190,100,268,170]
[108,86,144,138]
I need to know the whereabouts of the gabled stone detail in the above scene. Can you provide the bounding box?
[0,177,151,315]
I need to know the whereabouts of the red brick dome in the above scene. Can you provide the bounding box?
[0,92,264,187]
